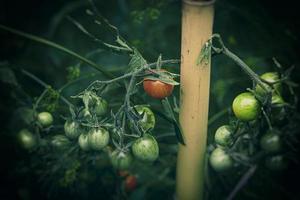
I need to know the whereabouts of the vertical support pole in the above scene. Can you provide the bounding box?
[176,1,214,200]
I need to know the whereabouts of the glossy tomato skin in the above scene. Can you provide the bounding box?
[255,72,282,96]
[209,147,233,172]
[125,175,137,192]
[132,134,159,162]
[78,133,90,151]
[260,130,282,153]
[17,129,37,150]
[133,105,155,132]
[232,92,260,121]
[214,125,234,147]
[143,79,174,99]
[64,120,81,140]
[88,128,110,151]
[110,150,133,170]
[37,112,53,127]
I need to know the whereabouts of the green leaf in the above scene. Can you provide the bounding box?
[128,48,147,71]
[196,40,211,66]
[0,66,18,86]
[144,76,179,85]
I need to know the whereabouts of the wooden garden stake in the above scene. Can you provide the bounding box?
[176,0,215,200]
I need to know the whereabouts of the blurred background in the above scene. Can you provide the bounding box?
[0,0,299,199]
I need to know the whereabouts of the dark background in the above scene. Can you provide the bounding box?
[0,0,300,199]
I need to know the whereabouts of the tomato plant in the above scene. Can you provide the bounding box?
[232,92,260,121]
[88,128,110,151]
[110,150,133,170]
[37,111,53,127]
[209,147,233,172]
[64,120,81,140]
[132,134,159,162]
[214,125,234,147]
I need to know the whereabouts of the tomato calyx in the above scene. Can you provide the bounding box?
[143,69,179,86]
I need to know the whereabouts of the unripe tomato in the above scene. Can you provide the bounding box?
[64,120,81,139]
[265,155,287,171]
[260,130,282,153]
[51,135,71,151]
[232,92,260,121]
[88,128,110,150]
[132,134,159,162]
[209,147,233,172]
[110,150,133,170]
[93,97,108,116]
[271,94,285,106]
[17,129,37,150]
[37,112,53,127]
[78,134,90,151]
[214,125,234,147]
[143,70,174,99]
[125,175,137,192]
[255,72,282,96]
[133,105,155,132]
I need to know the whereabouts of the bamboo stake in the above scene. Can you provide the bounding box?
[176,1,214,200]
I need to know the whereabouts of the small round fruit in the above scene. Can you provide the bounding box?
[88,128,110,150]
[232,92,260,121]
[110,150,133,170]
[64,120,81,139]
[214,125,234,147]
[132,134,159,162]
[265,155,287,171]
[51,135,71,151]
[209,147,233,172]
[133,105,155,131]
[93,97,108,116]
[37,112,53,127]
[17,129,37,150]
[260,130,282,153]
[255,72,282,96]
[125,175,137,192]
[143,72,174,99]
[78,134,90,151]
[271,94,285,106]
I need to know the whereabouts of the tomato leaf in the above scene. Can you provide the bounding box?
[128,48,147,71]
[144,76,179,85]
[0,66,18,86]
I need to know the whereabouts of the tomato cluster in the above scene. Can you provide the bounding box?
[209,72,288,172]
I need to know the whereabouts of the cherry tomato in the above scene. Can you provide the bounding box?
[265,155,287,171]
[110,150,133,170]
[232,92,260,121]
[125,175,137,192]
[17,129,37,150]
[255,72,282,96]
[209,147,233,172]
[78,133,90,151]
[51,135,71,151]
[260,130,282,153]
[133,105,155,132]
[37,112,53,127]
[214,125,234,147]
[132,134,159,162]
[64,120,81,140]
[88,128,110,151]
[143,70,174,99]
[93,97,108,116]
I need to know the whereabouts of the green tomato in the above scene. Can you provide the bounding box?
[132,134,159,162]
[214,125,234,147]
[64,120,81,139]
[265,155,287,171]
[232,92,260,121]
[260,130,282,153]
[255,72,282,96]
[51,135,71,151]
[88,128,110,150]
[133,105,155,132]
[17,129,37,150]
[78,134,90,151]
[209,147,233,172]
[271,94,285,106]
[93,97,108,116]
[110,150,133,170]
[37,112,53,127]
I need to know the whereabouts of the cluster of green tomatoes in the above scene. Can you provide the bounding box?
[17,90,161,172]
[209,72,287,172]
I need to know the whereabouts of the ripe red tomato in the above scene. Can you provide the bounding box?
[124,175,137,192]
[143,70,174,99]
